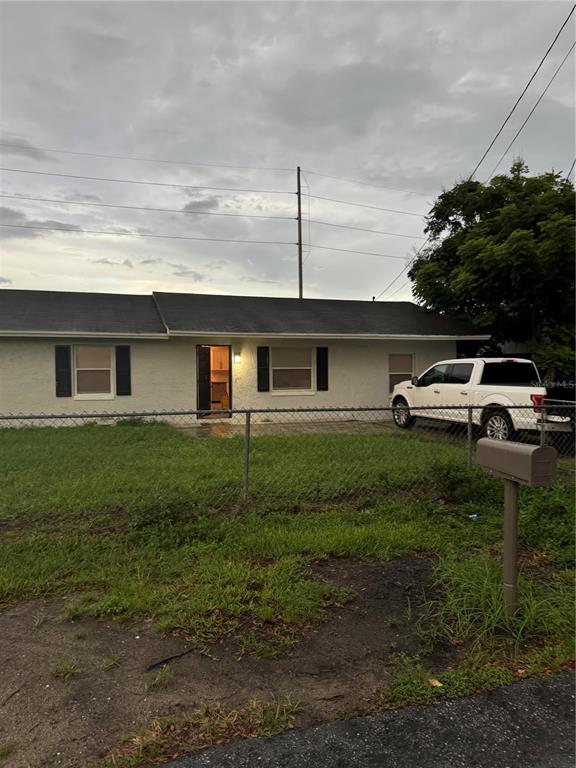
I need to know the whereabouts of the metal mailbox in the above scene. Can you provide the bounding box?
[475,438,558,618]
[476,438,557,487]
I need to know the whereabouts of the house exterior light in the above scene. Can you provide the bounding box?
[234,352,242,364]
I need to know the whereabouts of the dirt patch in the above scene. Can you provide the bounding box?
[0,556,454,768]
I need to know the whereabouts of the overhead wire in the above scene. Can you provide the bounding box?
[0,193,295,221]
[486,41,576,179]
[468,3,575,179]
[0,141,293,173]
[308,218,425,240]
[302,169,427,196]
[302,193,425,217]
[0,222,296,246]
[374,5,576,301]
[0,167,295,195]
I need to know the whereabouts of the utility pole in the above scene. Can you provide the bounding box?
[297,166,303,298]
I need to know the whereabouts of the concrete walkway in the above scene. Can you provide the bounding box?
[168,673,575,768]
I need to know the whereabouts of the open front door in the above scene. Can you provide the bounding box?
[196,345,232,417]
[197,345,211,412]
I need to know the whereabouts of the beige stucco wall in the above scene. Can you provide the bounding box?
[0,336,457,419]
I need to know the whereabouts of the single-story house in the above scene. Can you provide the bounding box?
[0,289,489,417]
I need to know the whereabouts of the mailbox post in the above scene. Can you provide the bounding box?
[476,439,557,618]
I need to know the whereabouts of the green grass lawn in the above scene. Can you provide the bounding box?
[0,422,573,666]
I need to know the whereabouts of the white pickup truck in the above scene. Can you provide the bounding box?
[390,357,572,440]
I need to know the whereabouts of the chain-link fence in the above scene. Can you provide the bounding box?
[1,403,573,516]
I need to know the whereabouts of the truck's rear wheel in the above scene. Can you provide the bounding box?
[482,409,514,441]
[392,397,415,429]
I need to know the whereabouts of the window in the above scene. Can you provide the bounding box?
[271,347,312,390]
[389,354,413,391]
[448,363,474,384]
[480,361,539,386]
[74,345,113,397]
[419,363,450,387]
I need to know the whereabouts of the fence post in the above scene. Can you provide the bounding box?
[243,410,251,499]
[467,406,473,468]
[539,405,546,447]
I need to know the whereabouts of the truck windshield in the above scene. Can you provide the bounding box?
[480,361,539,386]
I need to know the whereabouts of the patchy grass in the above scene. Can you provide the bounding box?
[99,697,299,768]
[0,744,15,764]
[147,664,174,690]
[51,659,81,680]
[0,423,467,523]
[0,424,572,659]
[381,655,516,709]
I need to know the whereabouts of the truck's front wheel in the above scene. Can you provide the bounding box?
[482,409,514,441]
[392,397,415,429]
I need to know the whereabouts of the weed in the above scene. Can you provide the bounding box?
[418,555,574,652]
[100,652,124,672]
[147,664,174,690]
[99,697,299,767]
[51,659,80,680]
[32,611,46,628]
[381,655,515,709]
[0,743,15,763]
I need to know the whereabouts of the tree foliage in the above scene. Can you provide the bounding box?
[408,162,575,371]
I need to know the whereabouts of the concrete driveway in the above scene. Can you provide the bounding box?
[167,673,575,768]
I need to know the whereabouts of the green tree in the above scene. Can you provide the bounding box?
[408,161,575,373]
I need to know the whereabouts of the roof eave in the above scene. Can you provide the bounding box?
[166,331,491,340]
[0,331,169,339]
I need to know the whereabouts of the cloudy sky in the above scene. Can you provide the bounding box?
[0,1,573,301]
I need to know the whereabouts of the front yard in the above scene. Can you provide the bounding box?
[0,423,573,767]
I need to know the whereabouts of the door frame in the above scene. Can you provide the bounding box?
[196,344,233,418]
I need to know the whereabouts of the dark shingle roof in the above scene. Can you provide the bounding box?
[0,289,487,338]
[0,290,166,335]
[153,292,484,337]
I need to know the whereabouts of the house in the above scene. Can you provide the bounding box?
[0,289,489,417]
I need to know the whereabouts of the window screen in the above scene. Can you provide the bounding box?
[389,354,413,391]
[271,348,313,390]
[75,345,113,395]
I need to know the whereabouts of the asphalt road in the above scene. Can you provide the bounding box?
[168,673,575,768]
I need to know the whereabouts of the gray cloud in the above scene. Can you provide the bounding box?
[0,276,13,285]
[0,132,55,162]
[93,257,134,268]
[0,1,572,299]
[0,206,83,239]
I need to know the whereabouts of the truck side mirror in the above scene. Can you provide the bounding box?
[411,376,419,386]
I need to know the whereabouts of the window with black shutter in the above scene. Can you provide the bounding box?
[257,346,270,392]
[55,345,72,397]
[115,346,132,396]
[316,347,328,391]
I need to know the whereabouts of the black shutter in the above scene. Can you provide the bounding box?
[316,347,329,391]
[197,345,211,412]
[55,345,72,397]
[115,346,131,396]
[257,346,270,392]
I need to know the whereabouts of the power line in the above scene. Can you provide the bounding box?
[0,193,295,221]
[373,234,431,300]
[0,141,293,173]
[0,167,294,195]
[468,3,576,180]
[487,41,576,179]
[566,158,576,180]
[308,218,425,240]
[0,222,295,246]
[302,193,426,217]
[306,244,407,261]
[302,169,428,196]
